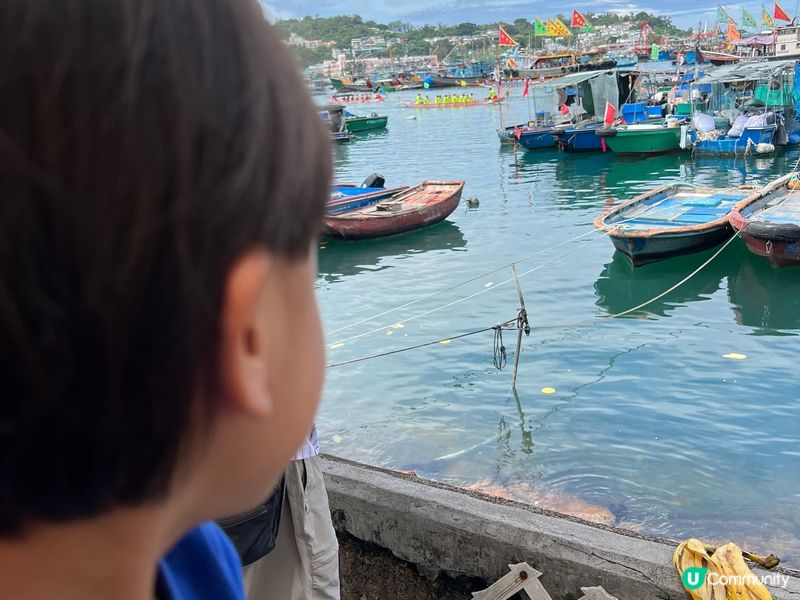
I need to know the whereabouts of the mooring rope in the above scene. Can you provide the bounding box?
[324,197,723,345]
[325,232,739,369]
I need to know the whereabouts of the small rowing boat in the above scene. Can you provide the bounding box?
[323,181,464,240]
[596,184,760,265]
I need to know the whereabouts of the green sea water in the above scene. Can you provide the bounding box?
[315,88,800,563]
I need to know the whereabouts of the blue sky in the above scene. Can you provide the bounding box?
[261,1,786,29]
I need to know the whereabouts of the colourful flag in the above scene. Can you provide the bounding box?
[571,10,588,27]
[716,5,728,22]
[498,25,519,46]
[742,8,757,28]
[545,19,558,36]
[603,102,616,125]
[522,78,530,98]
[763,4,775,25]
[534,18,548,35]
[650,43,660,60]
[553,17,572,36]
[775,1,791,21]
[727,19,741,41]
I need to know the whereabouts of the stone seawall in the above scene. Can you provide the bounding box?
[322,455,800,600]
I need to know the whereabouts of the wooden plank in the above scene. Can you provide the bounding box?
[471,562,553,600]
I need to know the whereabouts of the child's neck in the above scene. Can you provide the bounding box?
[0,505,189,600]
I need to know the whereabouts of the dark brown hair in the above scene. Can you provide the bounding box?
[0,0,330,534]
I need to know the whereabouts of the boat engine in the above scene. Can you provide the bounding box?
[360,172,385,188]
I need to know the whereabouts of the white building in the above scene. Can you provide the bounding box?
[775,26,800,58]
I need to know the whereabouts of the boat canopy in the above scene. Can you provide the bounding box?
[527,70,620,120]
[530,69,618,89]
[732,34,776,47]
[695,59,796,83]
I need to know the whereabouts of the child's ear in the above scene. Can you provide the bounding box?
[219,249,273,417]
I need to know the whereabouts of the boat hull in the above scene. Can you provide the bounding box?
[425,74,488,88]
[345,116,388,132]
[609,226,732,266]
[517,128,556,150]
[729,175,800,266]
[692,126,777,156]
[323,181,464,240]
[600,127,682,155]
[330,78,375,93]
[738,234,800,267]
[553,125,603,152]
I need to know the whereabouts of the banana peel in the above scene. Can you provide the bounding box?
[674,539,775,600]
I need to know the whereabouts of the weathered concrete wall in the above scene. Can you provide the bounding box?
[322,455,800,600]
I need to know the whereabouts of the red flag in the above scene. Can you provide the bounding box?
[775,1,791,21]
[522,78,530,97]
[514,125,522,139]
[603,101,616,125]
[571,10,589,28]
[498,25,519,46]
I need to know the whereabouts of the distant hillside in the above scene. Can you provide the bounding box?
[276,13,689,68]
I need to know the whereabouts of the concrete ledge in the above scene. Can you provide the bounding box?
[321,455,800,600]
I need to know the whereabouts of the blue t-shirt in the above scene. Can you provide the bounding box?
[157,522,245,600]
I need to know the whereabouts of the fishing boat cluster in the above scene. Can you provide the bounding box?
[318,56,800,268]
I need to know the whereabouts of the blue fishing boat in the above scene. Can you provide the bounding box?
[552,120,604,152]
[691,124,777,156]
[595,184,760,265]
[328,174,408,215]
[515,126,557,150]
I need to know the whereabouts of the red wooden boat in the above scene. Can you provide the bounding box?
[322,181,464,240]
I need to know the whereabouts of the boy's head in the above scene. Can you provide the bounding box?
[0,0,329,533]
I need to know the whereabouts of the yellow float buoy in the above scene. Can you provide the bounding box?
[541,387,556,394]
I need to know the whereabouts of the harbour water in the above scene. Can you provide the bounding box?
[316,89,800,564]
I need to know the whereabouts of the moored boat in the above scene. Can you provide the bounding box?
[424,73,489,88]
[330,77,377,93]
[729,174,800,266]
[343,110,388,132]
[690,112,777,156]
[596,122,685,155]
[552,120,604,152]
[515,126,558,150]
[595,184,760,265]
[328,185,409,215]
[323,181,464,240]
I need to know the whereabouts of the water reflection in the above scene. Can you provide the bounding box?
[594,246,728,318]
[317,221,466,284]
[727,245,800,335]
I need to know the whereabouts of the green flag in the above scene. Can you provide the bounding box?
[716,5,727,22]
[533,18,547,35]
[650,43,660,60]
[742,8,757,28]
